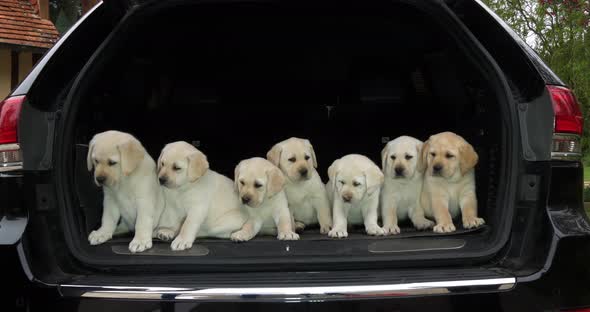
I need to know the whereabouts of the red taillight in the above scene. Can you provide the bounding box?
[548,85,584,160]
[0,95,24,173]
[562,308,590,312]
[549,85,583,135]
[0,95,24,145]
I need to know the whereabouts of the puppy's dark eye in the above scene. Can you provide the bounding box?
[240,180,245,186]
[390,155,396,160]
[445,153,454,159]
[430,152,436,157]
[173,165,182,171]
[352,181,361,187]
[338,180,345,185]
[405,155,413,160]
[304,155,310,160]
[254,182,263,188]
[108,160,117,166]
[288,157,296,163]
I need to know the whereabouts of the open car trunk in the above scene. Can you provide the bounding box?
[55,0,517,271]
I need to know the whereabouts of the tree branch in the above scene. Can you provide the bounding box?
[507,0,550,49]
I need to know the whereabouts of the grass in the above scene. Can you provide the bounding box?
[581,159,590,216]
[583,166,590,217]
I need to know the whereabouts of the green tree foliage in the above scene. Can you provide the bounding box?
[482,0,590,155]
[49,0,81,34]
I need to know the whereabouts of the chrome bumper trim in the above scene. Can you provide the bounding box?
[60,277,515,301]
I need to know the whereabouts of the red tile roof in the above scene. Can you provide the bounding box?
[0,0,58,49]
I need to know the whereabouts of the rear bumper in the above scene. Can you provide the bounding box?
[59,278,515,302]
[7,234,590,310]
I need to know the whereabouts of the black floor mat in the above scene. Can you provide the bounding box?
[245,224,487,241]
[107,225,488,256]
[108,224,487,243]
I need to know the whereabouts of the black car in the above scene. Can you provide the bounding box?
[1,0,589,311]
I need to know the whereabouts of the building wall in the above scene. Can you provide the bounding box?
[0,50,35,100]
[0,0,52,100]
[0,48,11,100]
[18,51,33,83]
[39,0,49,19]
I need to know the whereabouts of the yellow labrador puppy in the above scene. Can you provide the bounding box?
[86,130,164,253]
[267,137,332,233]
[156,142,248,251]
[380,136,434,234]
[326,154,385,238]
[420,132,485,233]
[231,157,299,242]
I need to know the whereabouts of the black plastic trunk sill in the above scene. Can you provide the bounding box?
[368,238,465,253]
[110,237,467,256]
[112,244,210,256]
[106,226,484,257]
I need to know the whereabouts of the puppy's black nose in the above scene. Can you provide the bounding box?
[433,164,443,173]
[299,168,308,177]
[95,176,106,184]
[159,177,167,185]
[241,195,251,204]
[394,166,404,176]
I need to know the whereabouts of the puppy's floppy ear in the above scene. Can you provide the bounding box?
[364,165,384,195]
[304,139,318,168]
[417,139,430,173]
[266,166,285,198]
[187,149,209,182]
[234,162,242,191]
[459,140,478,176]
[117,138,145,176]
[156,153,163,172]
[86,136,96,172]
[416,140,427,173]
[381,143,389,171]
[156,145,167,173]
[266,143,282,166]
[327,159,341,190]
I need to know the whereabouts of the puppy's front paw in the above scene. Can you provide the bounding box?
[328,228,348,238]
[128,237,152,253]
[433,223,456,233]
[156,228,176,241]
[277,231,300,240]
[88,230,112,245]
[230,230,253,242]
[319,224,332,234]
[413,219,435,230]
[294,221,306,233]
[171,235,194,251]
[383,224,401,235]
[463,217,485,229]
[366,225,386,236]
